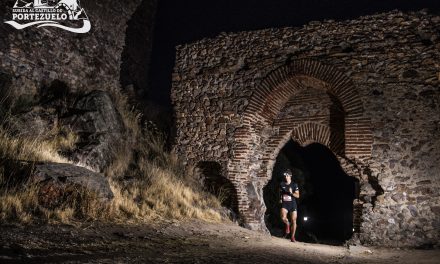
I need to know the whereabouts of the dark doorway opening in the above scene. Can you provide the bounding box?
[195,161,239,219]
[263,140,358,245]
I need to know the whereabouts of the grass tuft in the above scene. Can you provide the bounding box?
[0,90,224,225]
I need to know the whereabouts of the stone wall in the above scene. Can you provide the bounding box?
[0,0,158,177]
[0,0,152,102]
[172,10,440,247]
[0,0,158,169]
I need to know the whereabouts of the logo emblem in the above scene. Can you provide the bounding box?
[4,0,91,33]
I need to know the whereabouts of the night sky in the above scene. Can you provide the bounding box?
[149,0,440,108]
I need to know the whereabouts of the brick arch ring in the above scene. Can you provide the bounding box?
[228,59,373,227]
[231,59,372,173]
[264,123,362,184]
[261,124,365,233]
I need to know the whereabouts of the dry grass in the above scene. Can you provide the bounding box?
[49,125,79,154]
[0,115,79,223]
[109,169,222,223]
[0,182,112,224]
[106,129,223,223]
[104,90,223,222]
[104,90,141,179]
[0,186,37,223]
[0,90,224,225]
[0,127,69,164]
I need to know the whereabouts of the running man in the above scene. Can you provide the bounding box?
[280,169,300,242]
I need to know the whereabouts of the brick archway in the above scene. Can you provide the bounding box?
[292,123,344,153]
[263,123,344,180]
[241,59,372,159]
[229,59,373,230]
[262,124,365,234]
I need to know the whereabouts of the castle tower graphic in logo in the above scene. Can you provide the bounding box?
[5,0,91,33]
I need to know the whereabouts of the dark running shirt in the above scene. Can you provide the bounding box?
[280,182,299,204]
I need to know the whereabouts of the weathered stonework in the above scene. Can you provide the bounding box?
[0,0,147,100]
[0,0,156,171]
[172,10,440,247]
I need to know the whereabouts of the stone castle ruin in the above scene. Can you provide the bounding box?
[171,11,440,247]
[1,0,438,249]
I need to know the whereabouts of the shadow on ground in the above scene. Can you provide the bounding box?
[0,221,439,264]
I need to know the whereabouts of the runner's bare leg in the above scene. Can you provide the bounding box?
[290,211,297,241]
[281,208,290,234]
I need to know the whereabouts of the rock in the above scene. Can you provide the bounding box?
[360,183,376,196]
[431,206,440,215]
[391,193,404,203]
[407,205,418,217]
[401,69,419,79]
[62,90,125,172]
[66,90,124,134]
[349,245,373,255]
[32,162,113,207]
[0,71,13,116]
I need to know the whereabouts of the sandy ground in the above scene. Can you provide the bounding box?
[0,220,439,264]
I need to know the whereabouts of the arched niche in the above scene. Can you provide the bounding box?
[228,59,372,230]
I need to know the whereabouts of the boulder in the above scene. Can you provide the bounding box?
[62,90,125,172]
[66,90,124,134]
[32,162,114,207]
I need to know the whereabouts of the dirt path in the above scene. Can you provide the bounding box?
[0,220,439,263]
